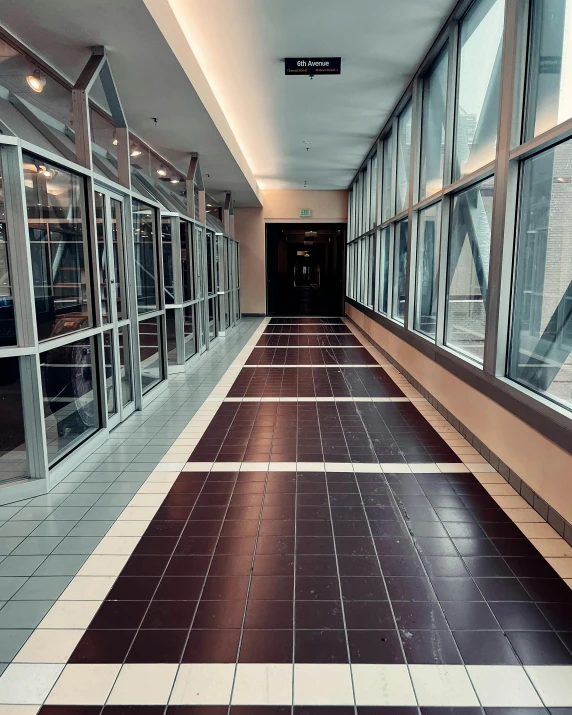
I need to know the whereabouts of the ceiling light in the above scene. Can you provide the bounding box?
[170,178,180,184]
[112,131,118,146]
[157,166,167,177]
[39,165,54,179]
[26,70,46,93]
[130,144,142,157]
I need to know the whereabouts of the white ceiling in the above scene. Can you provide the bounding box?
[166,0,457,190]
[0,0,456,201]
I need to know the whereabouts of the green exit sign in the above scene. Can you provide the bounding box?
[299,208,312,218]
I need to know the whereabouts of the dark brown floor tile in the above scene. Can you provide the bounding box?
[401,629,461,664]
[385,577,436,601]
[70,630,135,663]
[142,600,197,629]
[490,601,551,631]
[344,601,394,629]
[440,601,499,630]
[107,577,160,601]
[122,555,170,576]
[253,554,295,576]
[90,601,148,630]
[295,629,348,663]
[126,629,187,663]
[392,601,448,630]
[296,576,341,601]
[348,629,404,663]
[183,629,240,662]
[249,575,294,600]
[453,630,519,664]
[165,555,212,577]
[201,576,250,601]
[506,630,572,664]
[193,600,246,629]
[239,629,293,662]
[244,600,293,629]
[155,577,204,601]
[295,600,344,630]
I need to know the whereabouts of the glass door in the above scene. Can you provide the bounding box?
[194,225,207,354]
[95,188,135,428]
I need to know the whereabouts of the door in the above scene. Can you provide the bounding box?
[193,225,207,354]
[95,188,135,428]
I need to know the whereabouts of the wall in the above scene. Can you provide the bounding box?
[234,189,348,314]
[347,302,572,527]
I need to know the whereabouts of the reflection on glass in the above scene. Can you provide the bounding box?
[527,0,572,138]
[103,331,116,418]
[414,203,441,338]
[206,231,214,295]
[0,168,16,346]
[455,0,505,179]
[133,200,158,313]
[162,218,174,305]
[509,141,572,411]
[208,298,216,340]
[181,220,193,302]
[382,132,393,222]
[420,48,449,199]
[41,335,98,463]
[376,227,391,315]
[195,228,205,298]
[370,154,378,227]
[166,310,177,365]
[392,219,409,323]
[118,326,133,408]
[0,357,29,482]
[24,154,90,341]
[184,305,197,360]
[139,317,162,393]
[111,200,127,321]
[95,192,110,323]
[445,176,494,362]
[235,291,240,322]
[396,103,412,214]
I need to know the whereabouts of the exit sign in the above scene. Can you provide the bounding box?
[299,208,312,218]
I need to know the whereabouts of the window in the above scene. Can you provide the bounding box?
[454,0,505,179]
[382,132,393,222]
[0,167,16,346]
[393,219,409,322]
[445,176,494,362]
[376,227,391,315]
[414,203,441,338]
[162,218,174,305]
[181,221,193,302]
[184,305,197,360]
[0,357,28,482]
[396,103,412,214]
[139,317,163,393]
[133,200,159,313]
[370,154,378,227]
[41,335,99,463]
[509,140,572,411]
[420,48,449,199]
[24,155,90,341]
[165,310,177,365]
[526,0,572,139]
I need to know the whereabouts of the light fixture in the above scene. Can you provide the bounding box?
[170,178,180,184]
[130,143,142,157]
[157,166,167,177]
[26,70,46,93]
[39,164,54,179]
[112,130,118,146]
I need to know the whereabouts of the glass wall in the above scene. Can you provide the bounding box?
[346,0,572,431]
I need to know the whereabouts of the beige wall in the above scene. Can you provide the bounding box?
[234,190,348,314]
[347,302,572,525]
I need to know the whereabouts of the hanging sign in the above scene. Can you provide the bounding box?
[285,58,341,75]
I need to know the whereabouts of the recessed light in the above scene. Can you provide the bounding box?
[170,178,180,184]
[26,70,46,93]
[157,167,167,177]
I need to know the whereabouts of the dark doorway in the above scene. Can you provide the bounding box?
[266,223,345,316]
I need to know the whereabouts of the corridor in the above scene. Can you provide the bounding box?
[0,316,571,712]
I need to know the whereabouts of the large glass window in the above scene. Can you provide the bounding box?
[445,176,494,362]
[139,317,162,393]
[509,140,572,410]
[110,199,128,321]
[526,0,572,139]
[414,203,441,338]
[118,326,133,408]
[41,335,98,463]
[181,220,193,302]
[382,132,393,222]
[454,0,505,179]
[184,305,197,360]
[420,48,449,199]
[396,103,412,214]
[162,218,174,305]
[206,231,214,295]
[165,310,177,365]
[0,357,28,482]
[95,192,110,324]
[0,168,16,346]
[24,155,90,341]
[376,227,391,315]
[370,154,378,227]
[392,219,409,322]
[133,200,159,313]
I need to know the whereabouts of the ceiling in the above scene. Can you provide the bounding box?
[164,0,457,191]
[0,0,457,202]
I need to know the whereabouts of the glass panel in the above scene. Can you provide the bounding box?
[95,192,110,324]
[509,141,572,411]
[184,305,197,360]
[208,298,216,340]
[139,317,162,393]
[382,132,393,222]
[370,154,378,227]
[455,0,505,180]
[165,310,178,366]
[376,227,391,315]
[526,0,572,138]
[206,231,214,295]
[414,203,441,338]
[103,331,116,418]
[194,228,205,299]
[445,176,494,362]
[420,48,449,199]
[235,290,240,322]
[118,325,133,408]
[133,200,158,313]
[41,335,98,463]
[110,199,127,321]
[181,221,193,302]
[24,154,90,341]
[162,217,174,305]
[396,103,412,214]
[0,357,28,483]
[0,165,16,347]
[392,219,409,323]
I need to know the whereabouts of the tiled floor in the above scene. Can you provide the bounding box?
[1,315,572,713]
